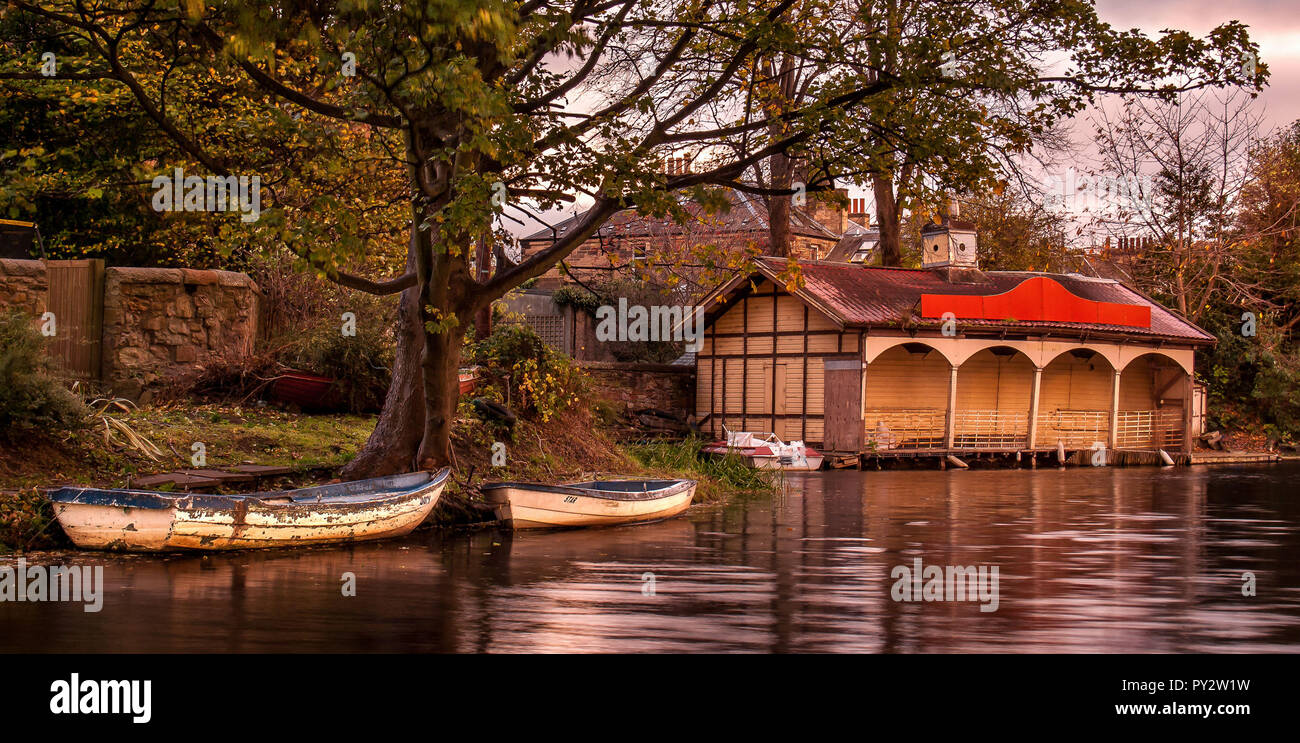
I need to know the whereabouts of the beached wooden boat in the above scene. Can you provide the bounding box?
[481,478,696,529]
[701,430,824,471]
[47,469,449,552]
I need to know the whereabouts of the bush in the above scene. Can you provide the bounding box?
[0,310,85,439]
[0,489,66,552]
[1198,307,1300,443]
[466,322,585,422]
[283,311,395,413]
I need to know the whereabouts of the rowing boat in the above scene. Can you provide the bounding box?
[701,430,824,471]
[480,478,696,529]
[47,469,449,552]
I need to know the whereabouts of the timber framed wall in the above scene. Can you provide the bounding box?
[695,277,858,446]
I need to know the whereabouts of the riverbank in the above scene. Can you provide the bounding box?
[0,402,776,552]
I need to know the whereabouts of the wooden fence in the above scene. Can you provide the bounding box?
[44,259,104,381]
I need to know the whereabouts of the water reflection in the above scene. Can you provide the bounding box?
[3,464,1298,652]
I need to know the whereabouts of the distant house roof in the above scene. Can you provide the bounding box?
[824,221,879,263]
[702,258,1215,345]
[521,189,840,244]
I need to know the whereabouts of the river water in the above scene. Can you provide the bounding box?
[3,463,1298,653]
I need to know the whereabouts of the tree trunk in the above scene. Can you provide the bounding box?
[339,198,430,479]
[338,279,426,478]
[873,173,902,266]
[768,151,794,257]
[416,320,464,470]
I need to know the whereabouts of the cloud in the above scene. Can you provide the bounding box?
[1094,0,1300,130]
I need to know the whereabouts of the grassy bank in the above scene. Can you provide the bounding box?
[0,402,374,491]
[0,402,775,552]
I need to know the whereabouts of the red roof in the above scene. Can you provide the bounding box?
[730,259,1215,344]
[919,276,1152,328]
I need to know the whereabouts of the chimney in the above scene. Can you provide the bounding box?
[661,154,692,175]
[805,187,847,235]
[848,197,869,223]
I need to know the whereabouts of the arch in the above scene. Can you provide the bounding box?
[953,346,1036,448]
[955,347,1037,411]
[864,343,952,409]
[864,337,958,366]
[863,343,952,450]
[1115,351,1190,450]
[1119,352,1191,410]
[1119,349,1194,376]
[1034,347,1117,448]
[1040,345,1121,373]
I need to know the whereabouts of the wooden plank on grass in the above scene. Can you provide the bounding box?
[131,473,220,489]
[228,464,295,477]
[180,469,256,483]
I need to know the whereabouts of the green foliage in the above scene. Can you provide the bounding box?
[466,323,584,422]
[0,0,1266,462]
[0,7,409,270]
[283,310,395,414]
[583,278,687,364]
[551,285,600,312]
[0,310,86,438]
[0,489,64,553]
[1162,121,1300,443]
[629,437,776,493]
[964,189,1072,272]
[1198,308,1300,443]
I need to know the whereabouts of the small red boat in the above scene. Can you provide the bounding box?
[269,371,336,410]
[458,367,481,395]
[701,430,824,471]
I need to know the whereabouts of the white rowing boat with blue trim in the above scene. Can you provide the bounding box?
[481,478,696,529]
[47,470,449,552]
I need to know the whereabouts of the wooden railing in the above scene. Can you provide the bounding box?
[1116,409,1184,450]
[952,409,1029,450]
[860,407,1185,452]
[1035,409,1110,448]
[863,408,946,450]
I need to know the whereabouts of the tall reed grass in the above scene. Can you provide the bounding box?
[629,436,779,494]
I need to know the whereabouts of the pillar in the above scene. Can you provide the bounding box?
[1027,366,1043,449]
[944,364,958,449]
[1109,369,1121,450]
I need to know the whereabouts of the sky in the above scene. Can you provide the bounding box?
[1093,0,1300,130]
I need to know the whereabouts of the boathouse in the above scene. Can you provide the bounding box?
[692,213,1215,459]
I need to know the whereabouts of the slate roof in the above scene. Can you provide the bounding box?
[824,222,879,263]
[711,258,1215,345]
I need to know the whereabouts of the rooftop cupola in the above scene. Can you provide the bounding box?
[921,197,978,269]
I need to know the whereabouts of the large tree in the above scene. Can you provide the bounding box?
[1091,90,1266,321]
[2,0,1260,475]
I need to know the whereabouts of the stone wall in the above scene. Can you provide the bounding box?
[0,259,48,318]
[579,361,694,418]
[101,268,259,401]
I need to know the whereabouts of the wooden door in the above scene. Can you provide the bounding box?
[823,356,862,452]
[45,259,104,381]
